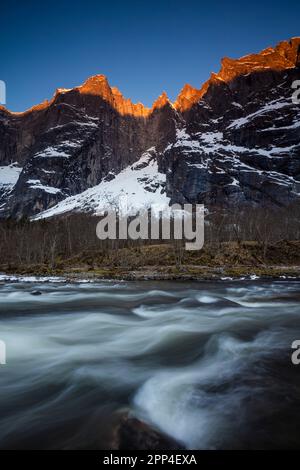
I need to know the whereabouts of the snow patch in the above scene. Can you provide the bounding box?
[0,163,22,194]
[34,147,70,159]
[197,132,223,144]
[27,179,62,195]
[0,274,66,283]
[227,98,294,129]
[33,149,170,220]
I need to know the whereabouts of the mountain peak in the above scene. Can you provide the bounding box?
[2,37,300,219]
[217,37,300,82]
[78,74,111,97]
[2,37,300,117]
[172,37,300,112]
[173,84,203,112]
[152,91,170,110]
[76,75,151,117]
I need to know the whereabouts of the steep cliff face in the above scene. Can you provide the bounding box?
[0,77,179,217]
[160,38,300,208]
[0,37,299,218]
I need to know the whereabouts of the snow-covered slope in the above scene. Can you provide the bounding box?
[33,149,170,219]
[0,163,22,201]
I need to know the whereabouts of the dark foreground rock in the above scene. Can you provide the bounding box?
[109,413,183,450]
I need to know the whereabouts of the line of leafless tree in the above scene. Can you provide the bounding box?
[0,202,299,269]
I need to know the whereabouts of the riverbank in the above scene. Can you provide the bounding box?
[1,241,300,282]
[1,265,300,283]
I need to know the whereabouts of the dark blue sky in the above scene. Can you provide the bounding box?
[1,0,299,111]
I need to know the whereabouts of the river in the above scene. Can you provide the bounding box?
[0,279,300,449]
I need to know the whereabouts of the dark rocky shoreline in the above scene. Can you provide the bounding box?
[1,265,300,283]
[108,412,183,450]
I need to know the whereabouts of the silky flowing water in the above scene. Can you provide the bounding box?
[0,279,300,449]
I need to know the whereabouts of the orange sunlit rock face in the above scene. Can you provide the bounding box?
[78,75,151,117]
[151,92,170,110]
[173,37,300,112]
[9,88,70,116]
[173,84,204,112]
[10,100,52,116]
[4,37,300,117]
[217,37,300,82]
